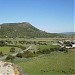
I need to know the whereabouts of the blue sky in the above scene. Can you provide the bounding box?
[0,0,74,33]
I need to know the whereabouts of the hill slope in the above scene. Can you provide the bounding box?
[0,22,63,38]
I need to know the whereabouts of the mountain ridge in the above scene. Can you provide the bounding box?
[60,32,75,34]
[0,22,69,38]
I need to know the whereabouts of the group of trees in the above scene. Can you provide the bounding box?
[0,40,48,47]
[37,47,68,54]
[6,47,68,62]
[19,40,48,45]
[15,47,68,58]
[2,39,68,62]
[6,50,35,61]
[6,46,68,61]
[16,50,35,58]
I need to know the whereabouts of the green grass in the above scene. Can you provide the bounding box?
[0,37,70,43]
[13,50,75,75]
[37,45,59,50]
[0,46,20,54]
[0,46,11,54]
[0,38,75,75]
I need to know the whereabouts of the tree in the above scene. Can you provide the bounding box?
[0,40,6,47]
[6,55,15,61]
[0,51,3,56]
[16,53,22,58]
[10,48,15,52]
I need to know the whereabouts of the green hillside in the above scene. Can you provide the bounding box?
[0,22,59,38]
[0,22,73,38]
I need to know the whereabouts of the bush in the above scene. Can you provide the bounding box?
[23,50,34,58]
[0,40,6,47]
[59,48,68,52]
[6,55,15,61]
[19,46,26,50]
[42,49,51,54]
[37,47,68,54]
[0,51,3,56]
[37,50,42,54]
[16,51,35,58]
[16,53,22,58]
[10,47,15,52]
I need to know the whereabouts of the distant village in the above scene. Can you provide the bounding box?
[58,40,75,49]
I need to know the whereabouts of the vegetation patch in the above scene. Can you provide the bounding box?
[13,50,75,75]
[37,45,68,54]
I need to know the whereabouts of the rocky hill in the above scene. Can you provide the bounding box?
[0,22,63,38]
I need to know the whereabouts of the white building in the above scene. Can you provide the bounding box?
[72,44,75,48]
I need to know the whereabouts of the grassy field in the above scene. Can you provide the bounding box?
[0,44,30,55]
[13,49,75,75]
[37,45,59,50]
[0,38,75,75]
[0,46,21,54]
[0,37,72,42]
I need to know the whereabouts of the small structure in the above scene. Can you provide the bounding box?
[71,41,75,48]
[58,41,63,45]
[58,40,75,49]
[71,43,75,48]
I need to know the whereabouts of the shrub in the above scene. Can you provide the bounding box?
[6,55,15,61]
[10,47,15,52]
[19,46,26,50]
[23,50,34,58]
[42,49,51,54]
[59,48,68,52]
[0,40,6,47]
[16,53,22,58]
[0,51,3,56]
